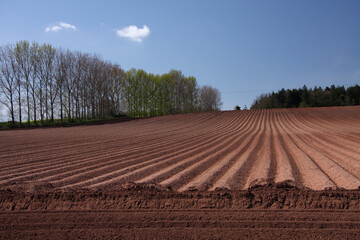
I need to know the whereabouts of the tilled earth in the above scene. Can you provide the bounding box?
[1,185,360,239]
[1,106,360,239]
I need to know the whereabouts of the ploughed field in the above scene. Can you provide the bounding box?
[1,106,360,239]
[1,106,360,191]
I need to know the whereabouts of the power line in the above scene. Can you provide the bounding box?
[222,90,271,94]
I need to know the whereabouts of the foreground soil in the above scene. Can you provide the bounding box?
[1,185,360,239]
[1,106,360,239]
[2,209,360,239]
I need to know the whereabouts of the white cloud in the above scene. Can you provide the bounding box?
[45,22,77,32]
[59,22,77,30]
[45,25,62,32]
[116,25,150,42]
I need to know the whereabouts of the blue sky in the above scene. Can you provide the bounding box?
[1,0,359,110]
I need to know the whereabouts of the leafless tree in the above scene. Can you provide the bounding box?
[54,49,68,121]
[0,45,16,123]
[14,41,32,123]
[38,44,56,122]
[199,85,222,111]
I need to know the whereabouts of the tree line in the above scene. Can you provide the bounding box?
[0,40,222,124]
[251,84,360,109]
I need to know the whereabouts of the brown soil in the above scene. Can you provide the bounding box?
[1,184,360,239]
[1,106,360,239]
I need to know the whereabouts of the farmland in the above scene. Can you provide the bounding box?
[1,106,360,191]
[1,106,360,239]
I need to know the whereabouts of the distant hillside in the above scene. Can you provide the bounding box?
[251,84,360,109]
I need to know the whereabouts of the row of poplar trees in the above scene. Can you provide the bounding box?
[0,41,221,124]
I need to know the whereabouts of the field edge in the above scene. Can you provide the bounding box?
[1,183,360,211]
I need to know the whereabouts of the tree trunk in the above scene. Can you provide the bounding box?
[10,89,14,123]
[32,91,36,124]
[18,86,22,124]
[60,86,63,122]
[26,83,30,124]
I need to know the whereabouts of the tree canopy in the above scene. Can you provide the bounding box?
[251,84,360,109]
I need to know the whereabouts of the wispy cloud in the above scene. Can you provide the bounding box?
[116,25,150,42]
[45,22,77,32]
[59,22,76,30]
[45,25,62,32]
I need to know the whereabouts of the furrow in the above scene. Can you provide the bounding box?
[242,110,272,189]
[296,110,360,150]
[0,112,236,180]
[280,110,360,189]
[284,110,360,179]
[275,109,336,190]
[59,113,251,189]
[269,110,295,184]
[0,130,212,182]
[0,129,220,186]
[209,110,265,190]
[159,111,256,191]
[0,112,220,161]
[135,111,252,185]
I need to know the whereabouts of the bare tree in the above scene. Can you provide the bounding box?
[184,76,198,113]
[64,50,75,120]
[199,85,222,111]
[14,41,32,124]
[54,49,68,121]
[38,44,56,122]
[0,45,16,123]
[108,63,125,116]
[29,42,40,123]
